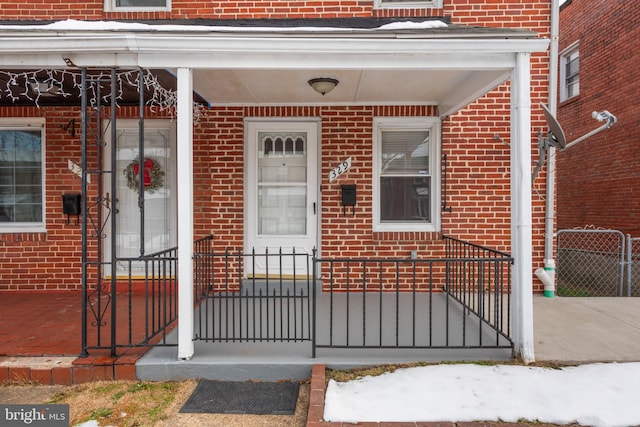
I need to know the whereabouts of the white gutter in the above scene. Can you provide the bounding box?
[537,0,560,298]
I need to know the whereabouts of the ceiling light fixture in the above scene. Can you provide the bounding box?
[308,77,339,96]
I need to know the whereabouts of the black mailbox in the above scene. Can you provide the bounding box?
[341,184,357,207]
[62,194,81,215]
[341,184,356,216]
[62,194,81,224]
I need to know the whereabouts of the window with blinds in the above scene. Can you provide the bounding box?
[107,0,169,10]
[0,125,44,230]
[373,0,443,9]
[560,43,580,101]
[373,117,440,232]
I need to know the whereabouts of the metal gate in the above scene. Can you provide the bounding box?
[193,239,314,343]
[556,228,639,297]
[629,237,640,296]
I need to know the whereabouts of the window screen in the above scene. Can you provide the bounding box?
[379,130,430,223]
[115,0,167,7]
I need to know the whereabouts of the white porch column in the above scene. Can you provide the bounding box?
[510,52,535,362]
[177,67,194,360]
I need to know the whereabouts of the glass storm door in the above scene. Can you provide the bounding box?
[245,120,319,278]
[104,120,177,277]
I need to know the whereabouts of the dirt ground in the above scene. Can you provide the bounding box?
[0,380,309,427]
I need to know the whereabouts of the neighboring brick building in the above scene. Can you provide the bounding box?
[557,0,640,235]
[0,0,551,360]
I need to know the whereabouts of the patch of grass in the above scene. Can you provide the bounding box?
[557,286,595,297]
[3,372,42,386]
[47,386,85,404]
[89,407,113,419]
[50,380,182,427]
[326,359,575,383]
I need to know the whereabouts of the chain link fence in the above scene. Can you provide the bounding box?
[556,229,628,297]
[630,238,640,297]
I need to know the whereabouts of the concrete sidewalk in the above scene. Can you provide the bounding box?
[308,297,640,426]
[533,296,640,363]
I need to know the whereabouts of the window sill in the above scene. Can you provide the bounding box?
[0,231,47,243]
[373,230,441,242]
[559,95,581,109]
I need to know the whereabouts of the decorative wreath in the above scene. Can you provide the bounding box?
[123,157,165,194]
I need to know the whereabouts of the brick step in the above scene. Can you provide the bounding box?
[0,355,138,385]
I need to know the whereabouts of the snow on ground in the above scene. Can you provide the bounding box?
[324,362,640,427]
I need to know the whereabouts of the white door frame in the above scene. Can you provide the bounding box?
[244,118,321,277]
[102,119,177,278]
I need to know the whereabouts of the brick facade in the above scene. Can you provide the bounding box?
[557,0,640,235]
[0,1,551,292]
[0,0,547,22]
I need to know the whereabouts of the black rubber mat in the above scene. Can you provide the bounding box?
[180,380,300,415]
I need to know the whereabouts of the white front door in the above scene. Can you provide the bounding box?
[104,120,177,277]
[245,119,319,278]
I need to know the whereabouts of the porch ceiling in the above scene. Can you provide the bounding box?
[0,66,510,112]
[191,68,509,109]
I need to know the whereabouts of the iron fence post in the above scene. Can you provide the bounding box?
[312,248,317,358]
[80,67,88,358]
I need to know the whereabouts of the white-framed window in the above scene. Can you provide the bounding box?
[0,119,46,233]
[373,117,440,232]
[560,42,579,101]
[374,0,443,9]
[104,0,170,12]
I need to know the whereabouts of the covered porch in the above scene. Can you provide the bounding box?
[0,18,549,363]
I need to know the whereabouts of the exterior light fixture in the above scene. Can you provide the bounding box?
[308,77,339,95]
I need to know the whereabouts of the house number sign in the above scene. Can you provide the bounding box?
[328,157,352,182]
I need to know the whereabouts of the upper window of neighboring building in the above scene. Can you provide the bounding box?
[0,121,45,233]
[373,117,440,232]
[374,0,443,9]
[105,0,170,11]
[560,43,579,101]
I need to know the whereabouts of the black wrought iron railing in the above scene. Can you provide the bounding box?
[312,238,513,353]
[192,241,313,343]
[82,246,178,356]
[443,235,513,347]
[192,235,513,355]
[85,234,513,356]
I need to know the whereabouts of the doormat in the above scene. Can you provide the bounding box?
[180,380,300,415]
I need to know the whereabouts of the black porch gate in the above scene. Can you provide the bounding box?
[193,236,314,344]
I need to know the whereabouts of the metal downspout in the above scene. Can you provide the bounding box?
[542,0,561,297]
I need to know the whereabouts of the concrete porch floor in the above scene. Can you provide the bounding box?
[137,292,513,381]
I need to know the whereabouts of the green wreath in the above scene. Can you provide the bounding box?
[123,157,165,194]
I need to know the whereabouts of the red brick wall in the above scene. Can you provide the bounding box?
[0,107,83,290]
[0,0,441,20]
[556,0,640,236]
[0,0,551,292]
[0,0,547,24]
